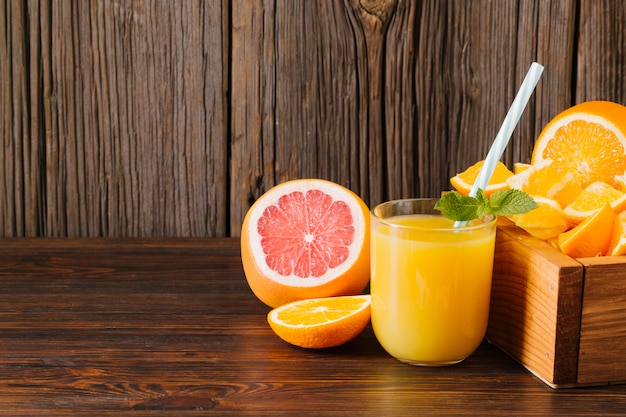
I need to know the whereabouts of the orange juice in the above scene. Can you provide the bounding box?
[370,202,496,366]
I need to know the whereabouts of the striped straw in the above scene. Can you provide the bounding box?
[454,62,544,227]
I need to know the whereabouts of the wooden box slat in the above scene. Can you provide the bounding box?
[490,218,626,387]
[577,257,626,385]
[488,218,583,388]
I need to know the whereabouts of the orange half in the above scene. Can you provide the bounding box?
[267,295,371,349]
[531,101,626,188]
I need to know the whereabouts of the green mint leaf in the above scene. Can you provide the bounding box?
[435,189,537,222]
[474,189,491,219]
[434,192,480,221]
[488,189,538,216]
[475,189,489,206]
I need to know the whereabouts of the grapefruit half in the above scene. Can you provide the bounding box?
[241,179,370,308]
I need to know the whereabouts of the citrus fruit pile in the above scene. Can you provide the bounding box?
[241,178,371,348]
[450,100,626,258]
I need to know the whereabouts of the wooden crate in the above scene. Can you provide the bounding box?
[487,217,626,388]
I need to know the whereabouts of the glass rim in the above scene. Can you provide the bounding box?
[371,198,496,232]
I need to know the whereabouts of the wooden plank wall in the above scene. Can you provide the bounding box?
[1,0,625,238]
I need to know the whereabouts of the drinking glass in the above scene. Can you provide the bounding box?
[370,198,497,366]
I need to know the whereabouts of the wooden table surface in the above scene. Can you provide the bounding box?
[1,238,626,416]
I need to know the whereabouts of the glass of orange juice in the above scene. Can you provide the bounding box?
[370,198,497,366]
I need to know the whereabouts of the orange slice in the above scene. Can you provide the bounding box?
[608,211,626,256]
[611,193,626,214]
[531,100,626,188]
[240,179,370,308]
[562,181,624,224]
[615,172,626,193]
[557,203,615,258]
[510,197,569,240]
[450,160,513,197]
[267,295,371,349]
[506,159,581,208]
[513,162,532,174]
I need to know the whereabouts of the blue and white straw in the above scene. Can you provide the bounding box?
[454,62,544,227]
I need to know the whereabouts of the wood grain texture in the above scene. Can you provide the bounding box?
[488,218,583,387]
[1,0,32,236]
[4,0,229,237]
[577,257,626,385]
[576,1,626,102]
[3,0,626,236]
[2,238,626,415]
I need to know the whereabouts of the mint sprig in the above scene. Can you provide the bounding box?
[434,189,538,222]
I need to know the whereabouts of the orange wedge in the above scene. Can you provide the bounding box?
[557,203,615,258]
[611,193,626,214]
[506,159,582,208]
[531,101,626,188]
[562,181,624,224]
[510,197,569,241]
[450,160,513,197]
[615,172,626,192]
[267,295,371,349]
[608,211,626,256]
[513,162,532,174]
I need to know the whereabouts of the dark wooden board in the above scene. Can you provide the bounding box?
[1,238,626,415]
